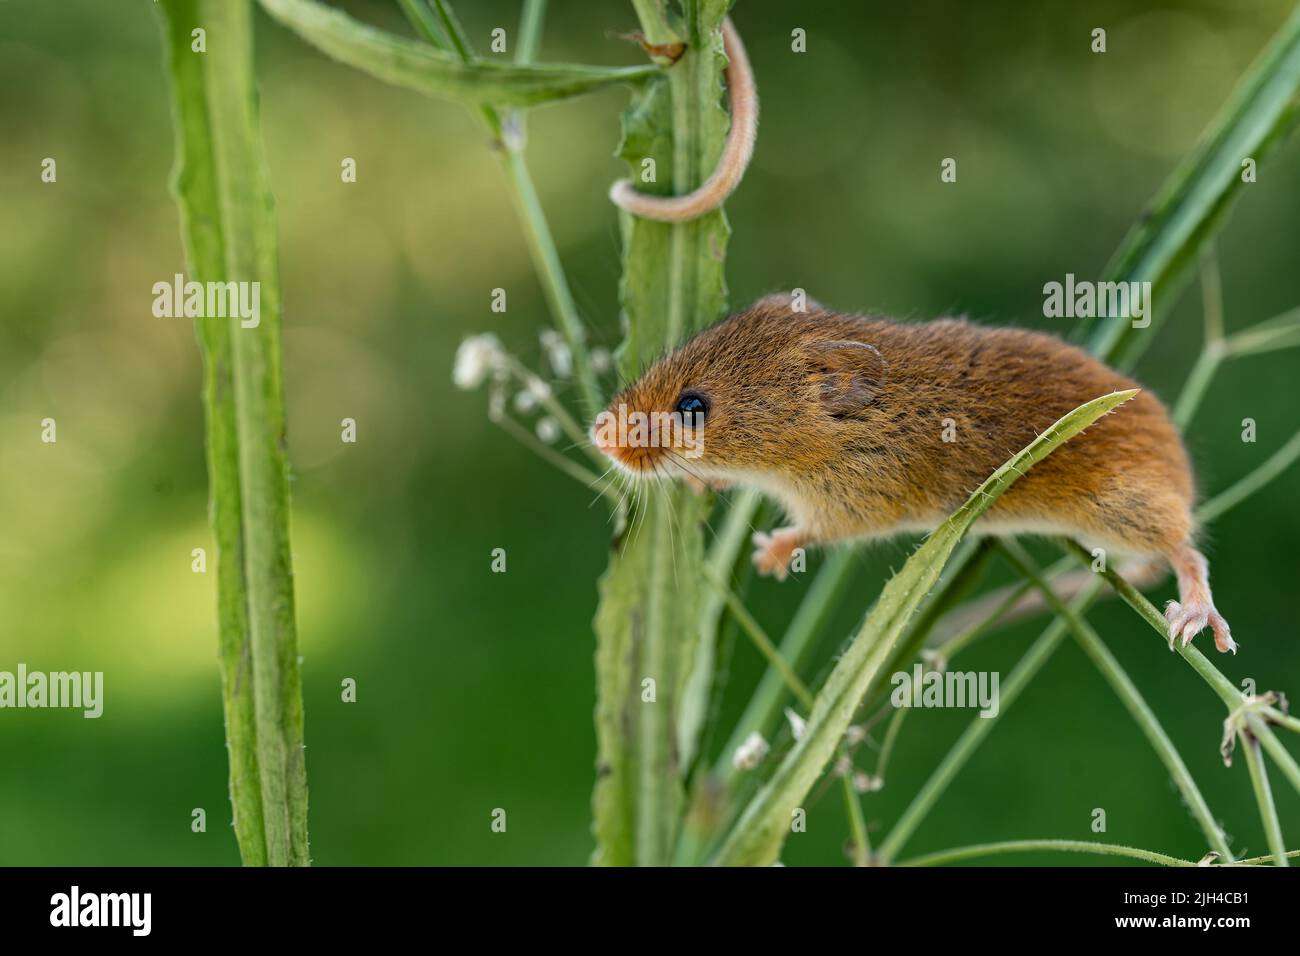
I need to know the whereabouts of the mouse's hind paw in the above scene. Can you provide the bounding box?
[1165,599,1236,654]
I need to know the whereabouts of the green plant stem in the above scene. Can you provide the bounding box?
[262,0,658,107]
[900,839,1195,868]
[157,0,309,866]
[712,578,813,710]
[1251,717,1300,794]
[1081,2,1300,366]
[592,1,731,865]
[1196,426,1300,525]
[1230,849,1300,865]
[1225,305,1300,356]
[999,540,1234,860]
[516,0,546,64]
[1172,344,1225,430]
[491,413,613,498]
[1201,245,1225,343]
[710,571,871,864]
[1240,732,1289,866]
[1062,541,1300,807]
[842,774,871,866]
[930,576,1036,663]
[397,0,603,417]
[397,0,447,46]
[680,488,763,772]
[497,353,601,464]
[715,549,857,783]
[874,704,907,784]
[1261,706,1300,736]
[499,148,603,416]
[1061,540,1240,707]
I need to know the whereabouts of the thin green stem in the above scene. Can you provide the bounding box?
[711,577,813,711]
[498,353,600,464]
[874,704,907,785]
[1263,706,1300,736]
[396,0,448,47]
[1224,305,1300,357]
[1196,426,1300,525]
[1062,541,1241,706]
[1229,848,1300,865]
[1201,244,1225,344]
[428,0,474,62]
[1171,345,1224,430]
[999,540,1233,860]
[401,0,603,416]
[1250,714,1300,796]
[715,549,857,783]
[499,147,603,415]
[841,774,871,866]
[516,0,545,64]
[900,839,1195,868]
[491,413,613,499]
[1063,541,1300,804]
[1240,732,1289,866]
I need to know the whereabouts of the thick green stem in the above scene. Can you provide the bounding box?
[157,0,309,866]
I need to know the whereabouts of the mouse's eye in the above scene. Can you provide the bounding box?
[675,392,709,422]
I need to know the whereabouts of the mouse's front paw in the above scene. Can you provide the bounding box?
[1165,600,1237,654]
[752,528,803,581]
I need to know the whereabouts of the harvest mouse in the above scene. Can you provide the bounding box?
[591,295,1235,654]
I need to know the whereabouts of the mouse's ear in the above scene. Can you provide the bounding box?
[809,340,887,416]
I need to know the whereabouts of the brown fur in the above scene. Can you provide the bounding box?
[594,296,1233,652]
[602,296,1192,554]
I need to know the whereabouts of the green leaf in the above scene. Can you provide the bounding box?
[591,1,732,866]
[157,0,309,866]
[711,389,1138,867]
[258,0,659,109]
[1078,3,1300,367]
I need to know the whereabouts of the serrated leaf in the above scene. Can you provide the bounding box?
[259,0,659,108]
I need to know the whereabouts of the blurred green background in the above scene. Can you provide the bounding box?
[2,0,1298,866]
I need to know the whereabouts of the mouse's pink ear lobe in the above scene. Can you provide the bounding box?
[810,340,887,416]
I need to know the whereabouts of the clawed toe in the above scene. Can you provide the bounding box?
[1209,611,1237,654]
[1165,600,1235,654]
